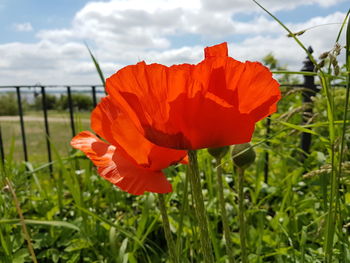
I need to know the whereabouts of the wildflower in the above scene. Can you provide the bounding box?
[106,42,280,150]
[71,96,187,195]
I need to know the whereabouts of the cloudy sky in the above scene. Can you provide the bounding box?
[0,0,348,85]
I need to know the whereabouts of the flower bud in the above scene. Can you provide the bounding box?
[334,64,340,76]
[318,60,325,68]
[207,146,230,160]
[231,143,256,169]
[319,51,329,60]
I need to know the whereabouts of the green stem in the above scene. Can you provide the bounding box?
[158,194,179,263]
[337,10,350,259]
[321,73,336,263]
[176,166,189,256]
[216,158,235,263]
[188,150,215,263]
[325,143,336,263]
[237,167,248,263]
[6,178,38,263]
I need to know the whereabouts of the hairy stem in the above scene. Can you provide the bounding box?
[216,158,235,263]
[158,194,179,263]
[6,177,38,263]
[237,167,248,263]
[188,150,215,263]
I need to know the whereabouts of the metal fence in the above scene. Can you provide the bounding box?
[0,85,104,173]
[0,58,346,181]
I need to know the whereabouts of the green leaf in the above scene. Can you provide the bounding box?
[65,238,92,252]
[67,253,80,263]
[75,205,146,250]
[278,120,329,143]
[13,248,29,263]
[85,43,106,88]
[118,238,129,263]
[0,219,80,232]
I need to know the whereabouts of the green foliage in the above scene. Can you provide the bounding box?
[262,53,279,70]
[57,94,93,111]
[0,93,19,116]
[32,94,58,110]
[263,53,300,84]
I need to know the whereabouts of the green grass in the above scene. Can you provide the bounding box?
[23,110,91,119]
[251,3,350,262]
[1,110,91,163]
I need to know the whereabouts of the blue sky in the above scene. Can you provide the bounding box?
[0,0,348,85]
[1,0,348,43]
[0,0,92,43]
[274,2,348,22]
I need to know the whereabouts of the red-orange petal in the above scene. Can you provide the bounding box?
[105,42,280,150]
[71,131,172,195]
[230,60,281,121]
[90,96,120,146]
[204,42,228,58]
[91,96,187,170]
[144,91,256,149]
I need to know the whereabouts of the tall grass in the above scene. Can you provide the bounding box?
[253,2,350,261]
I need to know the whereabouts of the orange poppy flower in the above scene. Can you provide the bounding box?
[105,42,281,150]
[71,96,187,195]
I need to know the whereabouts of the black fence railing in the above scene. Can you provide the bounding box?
[0,64,346,180]
[0,84,104,172]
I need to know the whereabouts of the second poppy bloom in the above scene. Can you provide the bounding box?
[71,96,187,195]
[106,42,281,150]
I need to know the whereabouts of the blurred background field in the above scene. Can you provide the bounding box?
[1,110,90,163]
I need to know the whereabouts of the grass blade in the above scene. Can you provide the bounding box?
[85,43,106,88]
[0,219,80,232]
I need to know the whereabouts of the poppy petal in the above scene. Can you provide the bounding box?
[90,96,120,146]
[145,91,256,149]
[106,62,195,129]
[71,131,172,195]
[204,42,228,58]
[105,42,280,150]
[91,96,187,170]
[232,61,281,121]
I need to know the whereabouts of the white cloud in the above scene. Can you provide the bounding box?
[0,0,347,85]
[232,16,282,35]
[201,0,347,13]
[13,22,33,32]
[229,12,346,70]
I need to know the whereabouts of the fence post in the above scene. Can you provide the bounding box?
[0,124,5,169]
[41,86,53,175]
[16,86,28,162]
[91,86,97,108]
[67,86,76,137]
[300,46,317,160]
